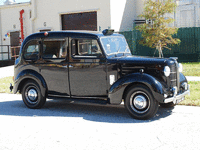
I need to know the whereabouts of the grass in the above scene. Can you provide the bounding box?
[0,76,14,93]
[0,77,200,106]
[182,62,200,76]
[179,81,200,106]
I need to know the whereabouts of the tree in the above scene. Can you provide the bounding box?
[136,0,181,58]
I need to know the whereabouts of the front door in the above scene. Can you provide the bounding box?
[69,38,107,97]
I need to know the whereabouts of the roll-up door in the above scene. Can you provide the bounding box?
[61,11,97,31]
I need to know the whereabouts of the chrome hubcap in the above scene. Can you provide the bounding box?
[26,88,38,104]
[130,91,150,114]
[28,89,37,101]
[133,95,147,109]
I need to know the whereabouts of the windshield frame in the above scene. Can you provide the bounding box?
[100,35,131,56]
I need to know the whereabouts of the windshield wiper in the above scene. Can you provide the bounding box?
[124,46,129,53]
[117,47,121,53]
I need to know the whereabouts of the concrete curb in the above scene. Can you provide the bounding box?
[0,65,14,79]
[186,76,200,81]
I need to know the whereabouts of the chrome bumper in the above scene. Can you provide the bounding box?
[164,85,190,104]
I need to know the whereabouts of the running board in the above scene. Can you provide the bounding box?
[48,95,109,105]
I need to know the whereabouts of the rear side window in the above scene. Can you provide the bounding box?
[43,39,68,59]
[23,40,40,60]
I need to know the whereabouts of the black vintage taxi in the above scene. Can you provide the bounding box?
[12,29,190,120]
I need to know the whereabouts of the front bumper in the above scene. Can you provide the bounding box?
[164,85,190,104]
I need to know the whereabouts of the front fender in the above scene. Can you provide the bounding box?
[108,73,165,104]
[14,69,47,97]
[180,72,187,83]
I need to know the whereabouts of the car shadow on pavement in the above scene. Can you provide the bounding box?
[0,99,174,123]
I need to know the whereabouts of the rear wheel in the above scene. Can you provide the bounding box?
[125,85,158,120]
[22,80,46,109]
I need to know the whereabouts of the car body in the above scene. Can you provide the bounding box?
[12,30,190,120]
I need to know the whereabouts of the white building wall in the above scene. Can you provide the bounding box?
[110,0,144,32]
[0,3,30,45]
[0,3,30,60]
[33,0,111,32]
[110,0,127,32]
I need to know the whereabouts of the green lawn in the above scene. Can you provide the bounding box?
[179,81,200,106]
[0,76,14,93]
[182,62,200,76]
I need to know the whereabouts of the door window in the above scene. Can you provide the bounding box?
[71,39,102,58]
[23,40,40,60]
[42,39,68,59]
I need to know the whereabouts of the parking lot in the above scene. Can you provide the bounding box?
[0,93,200,150]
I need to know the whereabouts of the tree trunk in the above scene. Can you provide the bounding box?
[158,40,163,58]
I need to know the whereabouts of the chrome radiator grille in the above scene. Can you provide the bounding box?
[169,64,178,88]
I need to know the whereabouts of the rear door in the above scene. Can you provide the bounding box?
[40,37,70,96]
[69,37,107,97]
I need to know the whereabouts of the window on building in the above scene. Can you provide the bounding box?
[42,39,68,59]
[23,40,40,60]
[30,10,31,19]
[178,0,192,5]
[71,39,102,58]
[40,29,51,32]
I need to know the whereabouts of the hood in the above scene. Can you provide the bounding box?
[107,55,175,66]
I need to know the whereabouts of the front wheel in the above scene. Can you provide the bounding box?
[125,85,158,120]
[22,80,46,109]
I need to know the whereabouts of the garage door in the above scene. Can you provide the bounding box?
[61,11,97,31]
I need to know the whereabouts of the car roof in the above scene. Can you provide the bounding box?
[24,30,122,41]
[20,30,123,52]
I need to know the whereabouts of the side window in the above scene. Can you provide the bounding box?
[24,40,40,60]
[43,39,68,59]
[71,39,102,57]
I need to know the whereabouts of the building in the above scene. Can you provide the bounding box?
[0,0,145,60]
[175,0,200,27]
[2,0,197,60]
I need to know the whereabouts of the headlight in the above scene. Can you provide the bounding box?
[179,63,183,72]
[164,66,171,77]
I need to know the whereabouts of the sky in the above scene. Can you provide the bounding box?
[0,0,30,5]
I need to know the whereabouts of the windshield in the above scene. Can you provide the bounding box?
[100,36,131,55]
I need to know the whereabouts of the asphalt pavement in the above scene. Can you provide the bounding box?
[0,66,200,149]
[0,93,200,150]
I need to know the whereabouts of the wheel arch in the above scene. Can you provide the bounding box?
[14,69,48,97]
[108,73,165,104]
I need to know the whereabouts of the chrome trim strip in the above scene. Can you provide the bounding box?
[48,94,70,98]
[48,94,107,100]
[170,79,177,81]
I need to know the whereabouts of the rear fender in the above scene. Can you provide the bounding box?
[108,73,164,104]
[14,69,47,97]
